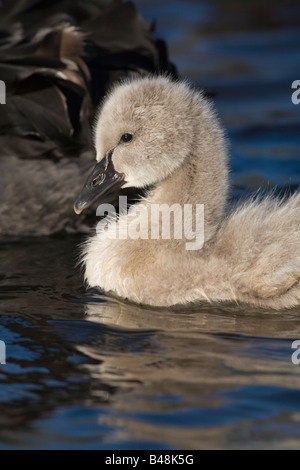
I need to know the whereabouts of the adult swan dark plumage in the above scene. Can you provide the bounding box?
[0,0,176,235]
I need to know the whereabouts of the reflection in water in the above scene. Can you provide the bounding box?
[82,300,300,450]
[1,0,300,450]
[1,237,300,449]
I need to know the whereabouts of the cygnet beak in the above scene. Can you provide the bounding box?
[74,149,125,214]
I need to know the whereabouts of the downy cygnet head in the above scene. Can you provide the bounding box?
[74,75,226,215]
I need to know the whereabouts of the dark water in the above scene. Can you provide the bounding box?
[1,0,300,449]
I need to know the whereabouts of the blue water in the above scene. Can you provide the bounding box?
[1,0,300,449]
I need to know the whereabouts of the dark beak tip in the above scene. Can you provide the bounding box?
[73,203,81,215]
[74,152,125,215]
[74,198,86,215]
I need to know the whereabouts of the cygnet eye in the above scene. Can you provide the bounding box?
[120,133,133,143]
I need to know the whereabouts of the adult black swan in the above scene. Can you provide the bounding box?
[0,0,176,235]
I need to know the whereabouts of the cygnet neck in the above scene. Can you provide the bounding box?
[146,142,228,245]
